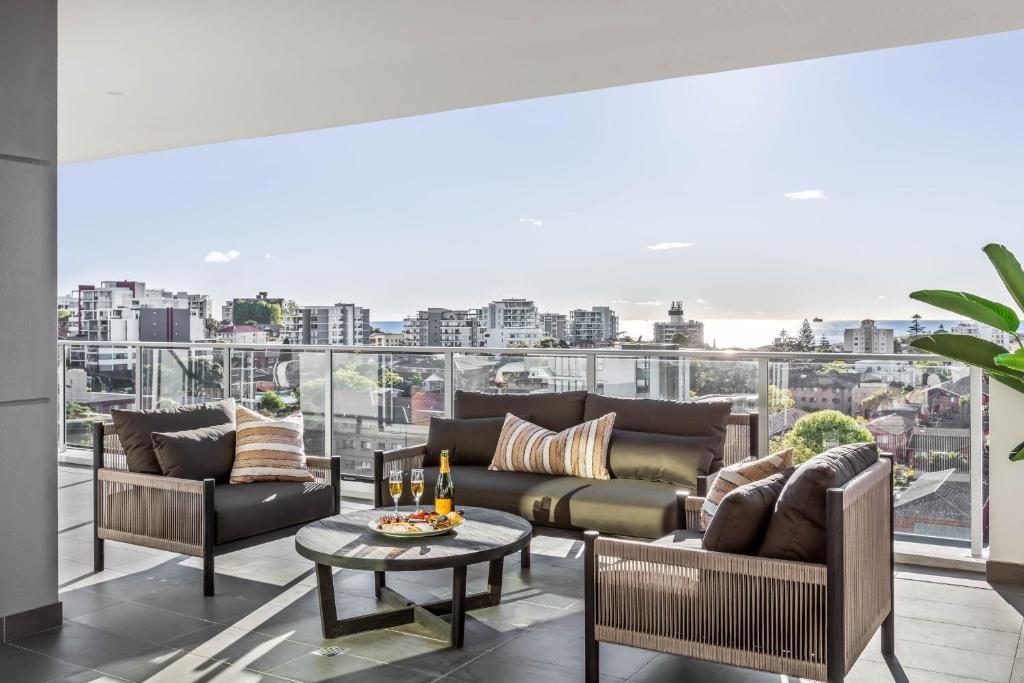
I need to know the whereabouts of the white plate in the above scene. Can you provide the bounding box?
[368,518,459,538]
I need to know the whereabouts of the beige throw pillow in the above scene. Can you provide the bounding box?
[700,448,793,530]
[489,412,616,479]
[229,406,314,483]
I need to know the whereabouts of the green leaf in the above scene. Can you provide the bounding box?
[909,289,1020,333]
[984,244,1024,318]
[995,349,1024,372]
[1012,441,1024,463]
[909,334,1024,394]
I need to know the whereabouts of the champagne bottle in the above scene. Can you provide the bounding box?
[434,450,454,515]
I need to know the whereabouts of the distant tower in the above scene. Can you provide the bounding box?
[667,301,685,323]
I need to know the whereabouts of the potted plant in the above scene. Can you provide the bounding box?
[910,243,1024,460]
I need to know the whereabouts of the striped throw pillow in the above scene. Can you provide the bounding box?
[700,448,793,530]
[229,406,315,483]
[489,412,615,479]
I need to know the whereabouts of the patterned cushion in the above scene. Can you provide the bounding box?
[699,449,793,530]
[489,412,616,479]
[229,406,314,483]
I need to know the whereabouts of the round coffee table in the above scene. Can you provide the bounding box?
[295,506,531,647]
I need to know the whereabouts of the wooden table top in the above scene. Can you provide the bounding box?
[294,506,532,571]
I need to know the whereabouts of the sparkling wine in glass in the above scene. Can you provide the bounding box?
[388,470,403,515]
[410,469,425,512]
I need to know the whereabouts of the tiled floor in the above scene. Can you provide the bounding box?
[6,464,1024,682]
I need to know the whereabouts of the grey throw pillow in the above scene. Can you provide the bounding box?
[702,469,794,555]
[111,399,236,474]
[152,423,237,482]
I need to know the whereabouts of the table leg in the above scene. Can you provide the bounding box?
[451,565,467,648]
[487,557,504,606]
[315,563,337,638]
[374,571,386,600]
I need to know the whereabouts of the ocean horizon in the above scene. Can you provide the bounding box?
[371,318,962,350]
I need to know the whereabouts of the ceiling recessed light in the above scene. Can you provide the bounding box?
[105,90,123,96]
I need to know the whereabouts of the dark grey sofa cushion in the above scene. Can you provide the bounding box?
[607,430,719,487]
[454,390,586,432]
[759,443,879,563]
[112,399,236,475]
[584,394,732,471]
[152,423,236,483]
[703,468,793,555]
[391,466,681,539]
[425,415,529,467]
[214,481,334,545]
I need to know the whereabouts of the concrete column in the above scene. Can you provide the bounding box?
[0,0,60,638]
[988,381,1024,581]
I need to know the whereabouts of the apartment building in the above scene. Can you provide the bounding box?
[480,299,543,348]
[568,306,618,347]
[76,281,205,343]
[950,321,1017,349]
[652,301,705,347]
[370,332,407,347]
[284,303,371,345]
[538,312,567,341]
[843,319,895,354]
[403,308,484,347]
[216,324,268,344]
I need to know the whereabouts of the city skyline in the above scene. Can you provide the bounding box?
[58,31,1024,320]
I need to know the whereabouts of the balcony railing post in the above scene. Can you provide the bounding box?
[757,356,770,456]
[324,350,333,459]
[222,345,231,401]
[134,343,143,410]
[969,366,984,558]
[57,344,66,452]
[444,350,454,418]
[586,350,597,394]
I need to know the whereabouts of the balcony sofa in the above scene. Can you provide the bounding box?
[374,391,758,558]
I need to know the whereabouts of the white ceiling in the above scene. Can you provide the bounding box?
[58,1,1024,164]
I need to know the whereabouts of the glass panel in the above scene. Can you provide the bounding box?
[141,347,228,409]
[596,355,757,412]
[453,353,587,394]
[331,350,445,479]
[228,347,329,457]
[770,358,978,542]
[63,344,137,449]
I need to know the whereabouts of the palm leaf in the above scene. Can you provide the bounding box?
[909,334,1024,393]
[984,243,1024,317]
[995,349,1024,373]
[909,289,1020,333]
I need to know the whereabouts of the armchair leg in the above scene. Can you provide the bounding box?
[203,550,215,597]
[94,537,104,572]
[584,530,599,683]
[521,544,530,570]
[202,478,215,596]
[882,609,895,655]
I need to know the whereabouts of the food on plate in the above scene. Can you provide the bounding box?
[374,510,466,534]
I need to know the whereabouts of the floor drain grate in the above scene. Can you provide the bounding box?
[314,646,346,658]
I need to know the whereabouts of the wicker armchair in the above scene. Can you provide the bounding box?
[92,422,341,596]
[584,456,894,683]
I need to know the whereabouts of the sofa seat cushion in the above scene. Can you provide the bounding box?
[583,394,732,471]
[391,466,681,538]
[215,481,334,545]
[112,399,236,475]
[759,443,879,563]
[607,430,719,488]
[454,390,586,432]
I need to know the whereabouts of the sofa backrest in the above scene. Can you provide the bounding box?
[453,390,586,432]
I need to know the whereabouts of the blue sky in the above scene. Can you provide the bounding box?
[59,30,1024,321]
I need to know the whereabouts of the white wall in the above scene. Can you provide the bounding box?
[987,381,1024,566]
[0,0,58,621]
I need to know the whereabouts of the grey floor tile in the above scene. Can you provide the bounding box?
[133,583,263,623]
[858,639,1014,682]
[58,589,124,620]
[847,657,995,683]
[92,644,193,681]
[329,628,487,676]
[872,614,1021,657]
[496,629,657,679]
[0,643,84,683]
[628,654,781,682]
[898,595,1024,633]
[50,671,126,682]
[269,651,436,682]
[164,623,315,672]
[71,602,211,645]
[447,649,625,682]
[13,622,154,670]
[897,577,1021,610]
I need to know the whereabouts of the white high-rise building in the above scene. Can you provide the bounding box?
[482,299,543,348]
[568,306,618,347]
[538,313,567,341]
[843,319,894,354]
[284,303,371,345]
[403,308,484,347]
[76,281,205,343]
[950,321,1017,349]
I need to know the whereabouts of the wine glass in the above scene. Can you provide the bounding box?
[410,469,425,512]
[388,469,403,515]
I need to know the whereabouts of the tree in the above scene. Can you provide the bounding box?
[232,299,282,326]
[204,317,219,338]
[670,331,692,347]
[536,336,568,349]
[908,313,926,337]
[332,365,377,392]
[57,309,71,321]
[817,335,833,352]
[770,410,874,464]
[689,362,757,396]
[817,360,852,376]
[772,329,798,352]
[796,319,816,351]
[768,385,794,414]
[65,402,89,419]
[258,390,289,416]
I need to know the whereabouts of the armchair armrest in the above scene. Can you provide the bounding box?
[306,455,342,515]
[95,468,212,557]
[683,496,705,532]
[696,474,712,497]
[373,444,427,507]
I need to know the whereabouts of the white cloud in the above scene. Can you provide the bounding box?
[612,299,631,304]
[635,300,665,306]
[518,217,544,227]
[264,253,274,259]
[878,295,887,300]
[204,249,240,263]
[647,242,694,251]
[784,190,826,200]
[696,297,709,305]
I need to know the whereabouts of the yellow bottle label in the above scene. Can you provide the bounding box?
[434,498,452,515]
